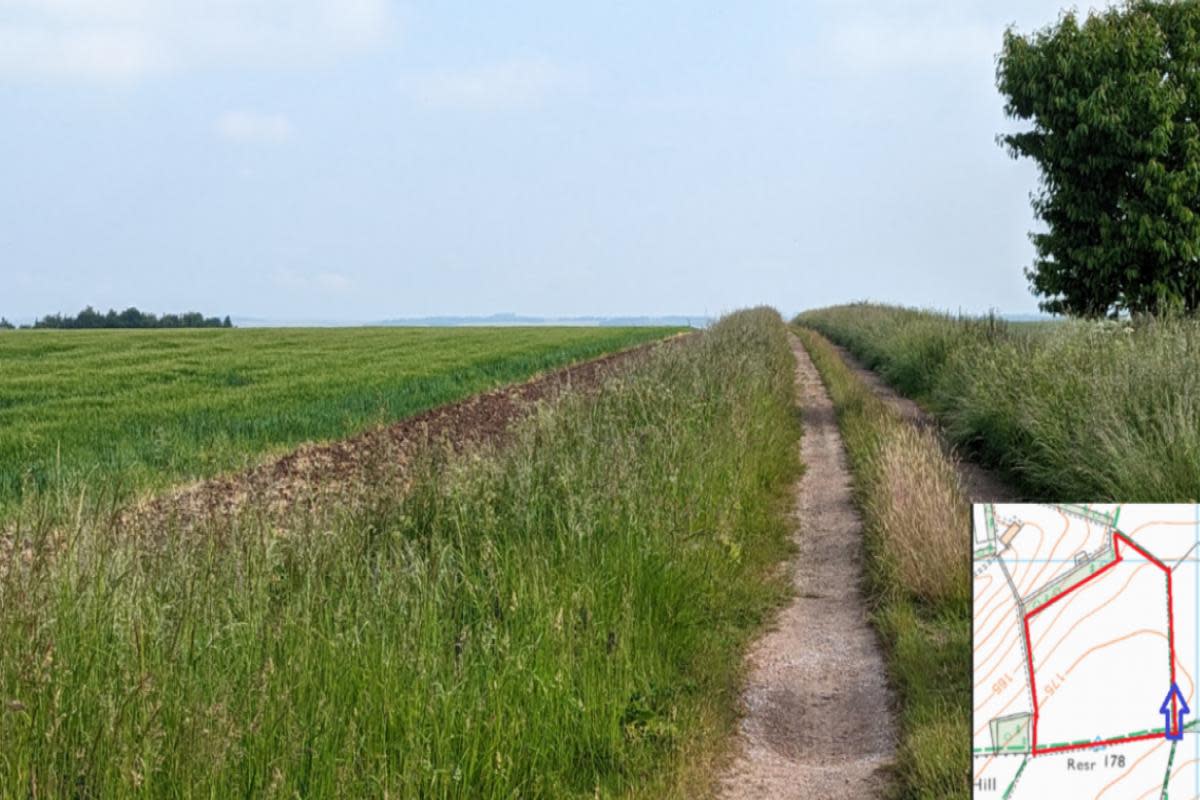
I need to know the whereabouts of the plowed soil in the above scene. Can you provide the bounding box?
[125,337,680,531]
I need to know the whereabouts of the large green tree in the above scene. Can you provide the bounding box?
[999,1,1200,316]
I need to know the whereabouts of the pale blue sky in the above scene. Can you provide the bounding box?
[1,1,1097,321]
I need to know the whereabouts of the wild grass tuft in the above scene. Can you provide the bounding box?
[867,425,970,606]
[795,303,1008,400]
[795,326,970,799]
[0,309,798,797]
[798,303,1200,501]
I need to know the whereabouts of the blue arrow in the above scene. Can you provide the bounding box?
[1160,683,1190,740]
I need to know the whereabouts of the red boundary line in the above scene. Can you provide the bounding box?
[1023,531,1177,757]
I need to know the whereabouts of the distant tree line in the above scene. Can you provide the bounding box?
[5,306,234,330]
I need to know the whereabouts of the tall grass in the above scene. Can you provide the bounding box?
[0,309,797,797]
[0,326,678,519]
[795,327,971,800]
[797,303,1200,501]
[794,304,1009,400]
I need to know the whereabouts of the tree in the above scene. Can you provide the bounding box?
[117,307,144,328]
[998,1,1200,317]
[74,305,103,329]
[0,318,13,330]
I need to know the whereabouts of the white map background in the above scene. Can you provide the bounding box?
[974,504,1200,799]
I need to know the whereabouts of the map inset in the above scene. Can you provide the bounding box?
[974,504,1200,798]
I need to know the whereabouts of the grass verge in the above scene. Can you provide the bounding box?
[0,309,797,797]
[795,326,970,800]
[797,303,1200,501]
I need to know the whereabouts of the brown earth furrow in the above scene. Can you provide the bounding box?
[123,335,685,532]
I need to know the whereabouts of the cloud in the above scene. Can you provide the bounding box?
[315,271,351,291]
[0,25,162,81]
[796,1,1094,75]
[216,111,293,144]
[400,57,570,111]
[0,0,394,82]
[824,19,996,71]
[272,267,351,293]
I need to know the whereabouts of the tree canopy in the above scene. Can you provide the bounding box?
[30,307,233,329]
[998,0,1200,317]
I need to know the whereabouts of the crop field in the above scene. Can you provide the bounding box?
[0,326,676,518]
[23,301,1185,798]
[0,310,800,796]
[796,303,1200,501]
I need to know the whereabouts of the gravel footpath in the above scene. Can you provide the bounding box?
[719,334,896,799]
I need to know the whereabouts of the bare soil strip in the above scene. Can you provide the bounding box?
[826,342,1021,503]
[719,334,896,799]
[126,337,681,531]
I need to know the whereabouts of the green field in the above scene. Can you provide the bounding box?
[0,310,797,797]
[0,326,676,516]
[796,303,1200,501]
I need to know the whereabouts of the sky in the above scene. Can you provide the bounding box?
[0,1,1106,322]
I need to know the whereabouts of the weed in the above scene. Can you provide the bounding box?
[797,303,1200,501]
[795,326,970,799]
[0,310,797,797]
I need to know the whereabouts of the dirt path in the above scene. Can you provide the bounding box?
[719,335,896,799]
[827,342,1021,503]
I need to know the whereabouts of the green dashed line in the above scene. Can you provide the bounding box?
[1165,574,1175,675]
[1162,739,1177,800]
[973,727,1168,754]
[1025,552,1117,610]
[1052,503,1118,528]
[975,504,999,559]
[977,501,1187,796]
[1003,757,1029,800]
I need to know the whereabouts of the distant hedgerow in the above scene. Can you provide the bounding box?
[31,305,233,329]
